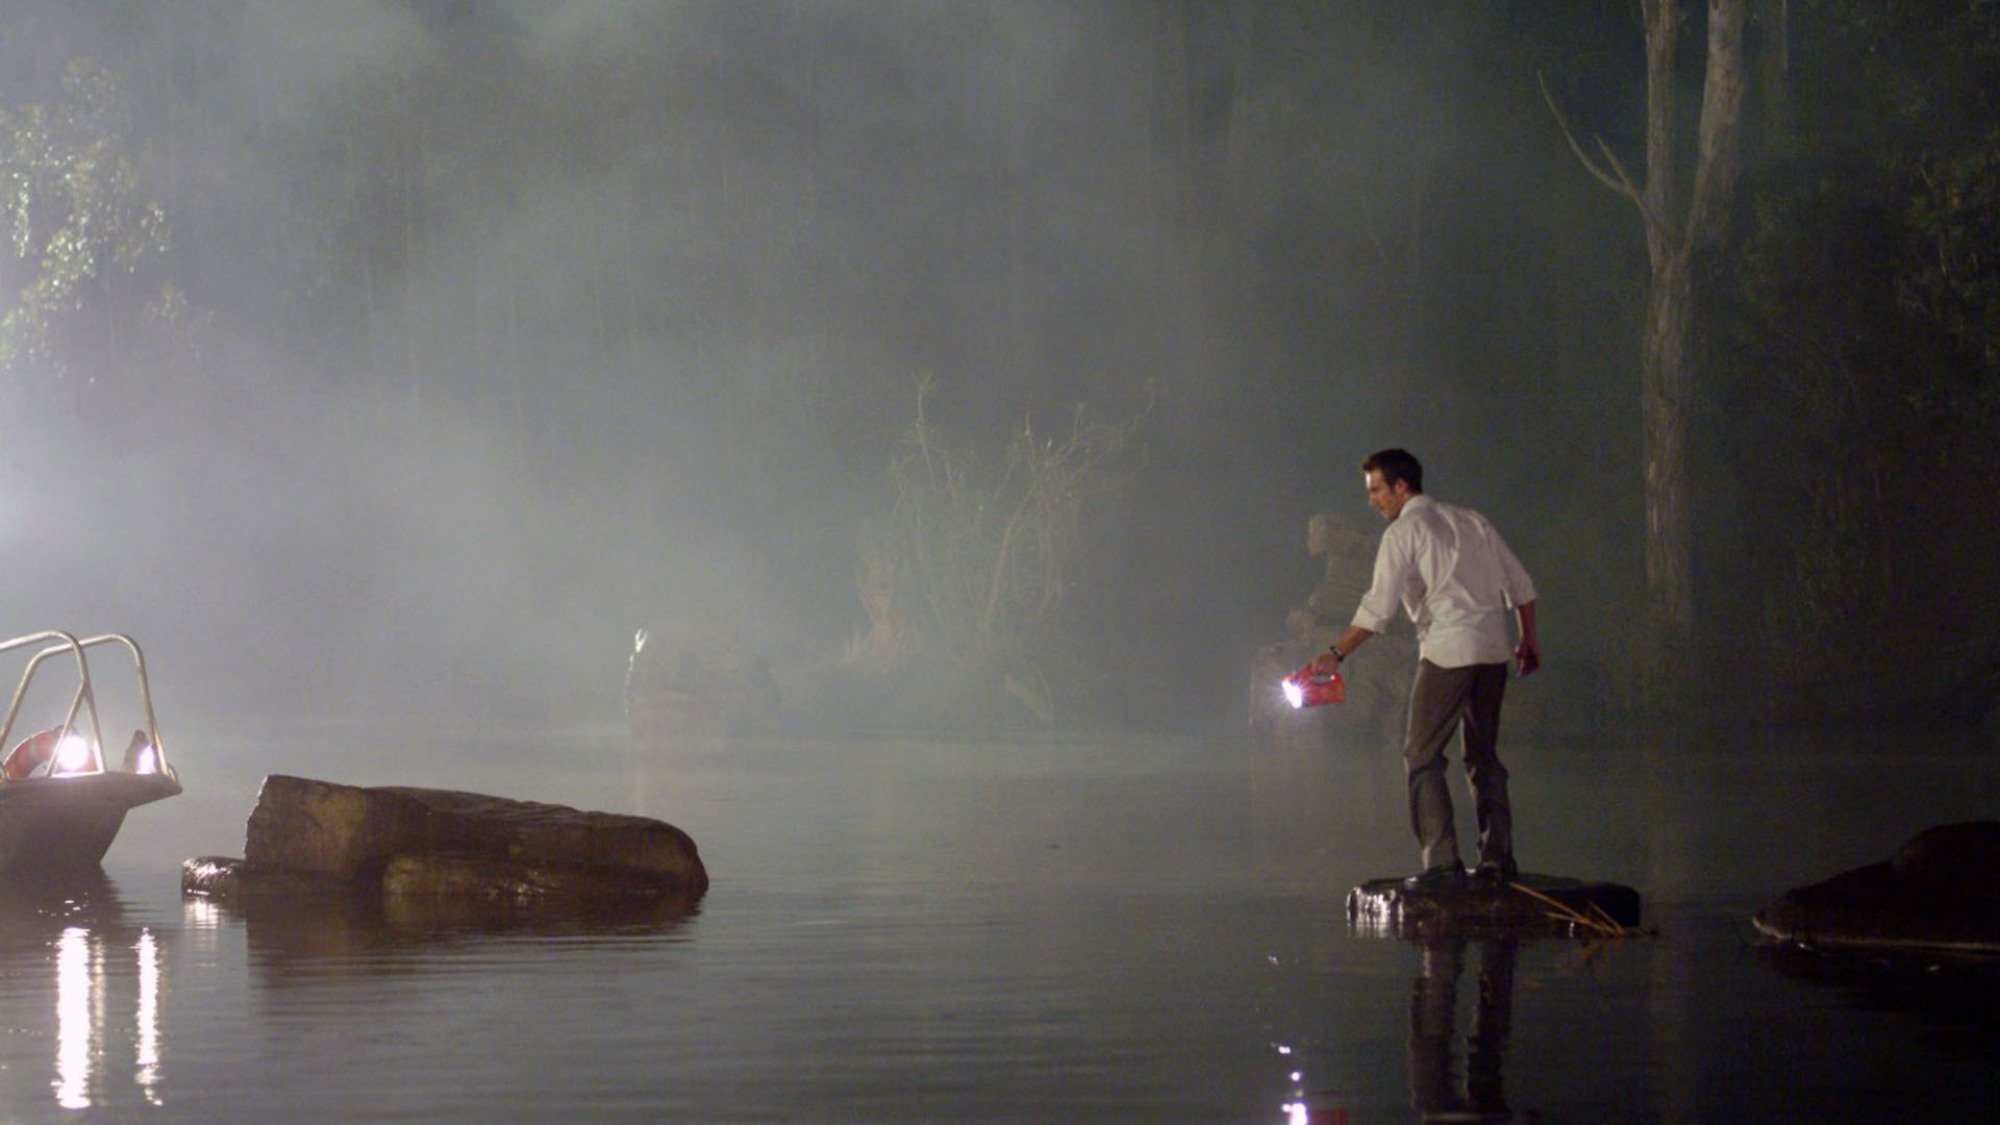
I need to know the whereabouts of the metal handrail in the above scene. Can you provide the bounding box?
[0,631,94,761]
[0,630,171,782]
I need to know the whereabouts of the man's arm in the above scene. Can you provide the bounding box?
[1317,521,1408,675]
[1311,625,1376,675]
[1513,601,1539,676]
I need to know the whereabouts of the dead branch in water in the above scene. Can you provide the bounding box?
[1509,881,1632,940]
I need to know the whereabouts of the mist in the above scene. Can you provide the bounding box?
[0,1,1658,734]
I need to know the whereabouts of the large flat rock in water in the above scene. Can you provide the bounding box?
[183,775,707,906]
[1754,821,2000,955]
[1347,872,1641,940]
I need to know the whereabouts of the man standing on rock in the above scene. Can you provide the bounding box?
[1312,449,1539,890]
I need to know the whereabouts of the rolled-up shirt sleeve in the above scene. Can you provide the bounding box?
[1488,522,1537,608]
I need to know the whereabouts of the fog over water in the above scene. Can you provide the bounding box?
[6,3,1644,733]
[5,9,2000,1121]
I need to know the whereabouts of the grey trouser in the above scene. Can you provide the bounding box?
[1403,659,1511,870]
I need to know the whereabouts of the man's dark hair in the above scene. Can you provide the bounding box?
[1362,448,1423,493]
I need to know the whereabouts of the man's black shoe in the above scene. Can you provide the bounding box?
[1402,864,1466,891]
[1473,858,1519,884]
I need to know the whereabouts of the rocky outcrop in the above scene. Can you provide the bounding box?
[1753,822,2000,954]
[182,775,707,909]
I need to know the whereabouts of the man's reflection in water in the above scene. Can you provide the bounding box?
[1409,937,1528,1123]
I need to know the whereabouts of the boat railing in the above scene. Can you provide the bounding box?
[0,630,172,783]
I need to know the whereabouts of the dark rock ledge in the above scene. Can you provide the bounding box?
[1348,871,1642,940]
[1754,821,2000,955]
[182,774,707,908]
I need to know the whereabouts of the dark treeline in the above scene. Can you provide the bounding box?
[1698,2,2000,723]
[0,2,1993,730]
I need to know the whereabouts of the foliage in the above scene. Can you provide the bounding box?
[0,58,171,382]
[1701,0,2000,718]
[848,375,1149,723]
[1896,4,2000,372]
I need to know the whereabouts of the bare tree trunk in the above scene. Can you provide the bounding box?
[1548,0,1748,665]
[1640,255,1695,644]
[1635,0,1693,651]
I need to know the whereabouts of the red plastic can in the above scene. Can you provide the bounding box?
[1282,663,1345,709]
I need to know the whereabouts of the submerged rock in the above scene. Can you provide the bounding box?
[1753,821,2000,954]
[182,775,707,909]
[1348,871,1642,941]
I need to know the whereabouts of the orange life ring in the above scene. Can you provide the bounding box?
[4,728,70,780]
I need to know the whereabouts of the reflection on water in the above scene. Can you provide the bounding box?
[0,726,1993,1119]
[200,883,700,981]
[53,927,93,1109]
[1,872,165,1112]
[1281,933,1539,1125]
[135,928,162,1098]
[1406,938,1521,1123]
[1757,941,2000,1056]
[1252,721,2000,1122]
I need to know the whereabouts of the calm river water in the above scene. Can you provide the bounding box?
[1,717,1996,1122]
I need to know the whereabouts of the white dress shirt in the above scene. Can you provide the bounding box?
[1352,494,1537,668]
